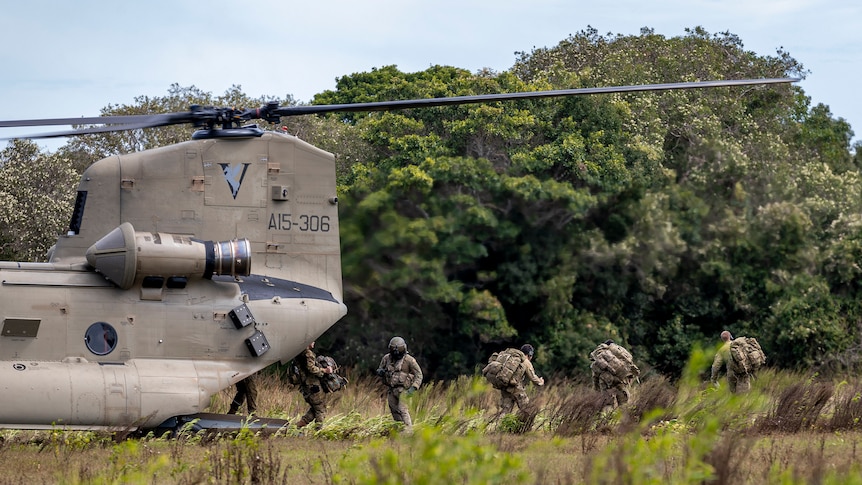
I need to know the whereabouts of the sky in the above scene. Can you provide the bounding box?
[1,0,859,150]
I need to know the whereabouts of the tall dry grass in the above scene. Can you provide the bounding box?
[3,367,862,483]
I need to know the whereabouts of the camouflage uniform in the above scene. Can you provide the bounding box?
[497,353,544,414]
[711,339,750,393]
[228,375,258,415]
[590,342,639,408]
[295,347,330,428]
[377,350,423,431]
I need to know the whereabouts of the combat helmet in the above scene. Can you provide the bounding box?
[520,344,535,358]
[389,336,407,356]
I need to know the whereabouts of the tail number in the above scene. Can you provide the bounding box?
[269,213,331,232]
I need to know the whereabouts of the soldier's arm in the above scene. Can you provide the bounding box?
[409,356,423,389]
[524,360,544,386]
[710,352,723,382]
[376,355,388,378]
[305,351,327,378]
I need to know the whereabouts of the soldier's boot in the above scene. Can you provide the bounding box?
[227,400,240,415]
[295,417,309,428]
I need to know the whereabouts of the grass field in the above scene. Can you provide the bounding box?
[3,352,862,484]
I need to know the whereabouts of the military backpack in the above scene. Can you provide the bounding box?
[482,348,526,389]
[729,337,766,375]
[287,362,301,385]
[590,343,637,386]
[316,354,349,393]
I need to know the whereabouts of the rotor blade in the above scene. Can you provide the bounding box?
[273,78,799,116]
[0,121,171,141]
[0,77,799,141]
[0,111,203,140]
[0,114,171,129]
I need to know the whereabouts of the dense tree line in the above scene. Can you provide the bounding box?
[3,27,860,380]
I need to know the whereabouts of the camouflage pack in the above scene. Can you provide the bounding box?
[287,362,301,386]
[590,343,637,386]
[316,355,349,393]
[729,337,766,375]
[482,348,526,389]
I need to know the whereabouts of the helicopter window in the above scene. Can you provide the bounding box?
[166,276,188,289]
[142,276,164,288]
[84,322,118,356]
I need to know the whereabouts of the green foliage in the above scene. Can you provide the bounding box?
[9,372,862,483]
[589,348,769,484]
[498,413,528,434]
[313,412,402,440]
[332,426,530,485]
[0,139,78,261]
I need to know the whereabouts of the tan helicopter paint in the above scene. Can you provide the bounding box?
[0,131,347,429]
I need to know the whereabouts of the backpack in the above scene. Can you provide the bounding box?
[729,337,766,375]
[590,343,637,386]
[316,355,349,393]
[482,348,526,389]
[287,362,301,385]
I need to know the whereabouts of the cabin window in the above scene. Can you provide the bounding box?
[84,322,118,356]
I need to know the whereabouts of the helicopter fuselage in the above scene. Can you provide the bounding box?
[0,131,346,429]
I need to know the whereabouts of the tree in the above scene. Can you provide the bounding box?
[323,28,860,378]
[0,140,78,261]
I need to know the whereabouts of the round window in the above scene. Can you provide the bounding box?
[84,322,118,356]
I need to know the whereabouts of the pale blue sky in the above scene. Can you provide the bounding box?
[1,0,859,148]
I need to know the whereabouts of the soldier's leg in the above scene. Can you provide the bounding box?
[387,390,404,422]
[296,393,317,428]
[245,377,258,414]
[388,390,413,430]
[310,392,328,425]
[228,381,248,414]
[594,382,615,410]
[736,373,751,393]
[512,385,531,412]
[499,389,516,414]
[614,385,630,406]
[728,371,739,394]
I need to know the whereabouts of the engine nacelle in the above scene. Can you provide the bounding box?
[85,222,251,289]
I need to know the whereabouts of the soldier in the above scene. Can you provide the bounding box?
[227,375,257,415]
[376,336,423,432]
[711,330,758,393]
[590,340,639,408]
[294,341,334,428]
[483,344,545,414]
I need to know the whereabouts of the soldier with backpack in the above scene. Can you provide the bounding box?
[711,330,766,393]
[590,340,639,408]
[293,341,335,428]
[482,344,545,414]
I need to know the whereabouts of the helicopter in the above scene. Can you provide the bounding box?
[0,77,796,431]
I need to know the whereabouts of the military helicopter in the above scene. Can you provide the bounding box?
[0,77,795,431]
